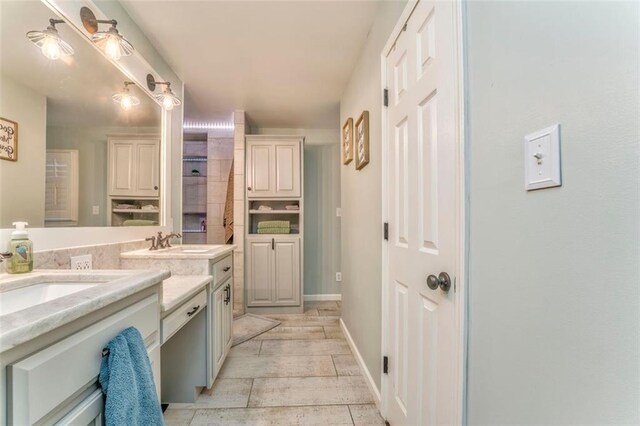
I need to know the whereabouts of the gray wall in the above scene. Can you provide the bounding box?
[304,144,341,296]
[339,0,407,390]
[465,1,640,423]
[0,75,46,228]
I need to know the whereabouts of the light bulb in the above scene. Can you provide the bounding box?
[104,35,121,61]
[162,96,175,111]
[41,35,61,60]
[121,94,133,110]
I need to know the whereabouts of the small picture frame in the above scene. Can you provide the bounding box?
[342,117,354,165]
[0,117,18,162]
[355,111,369,170]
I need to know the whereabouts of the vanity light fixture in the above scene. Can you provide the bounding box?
[80,7,134,61]
[112,81,140,111]
[146,74,181,111]
[26,19,75,60]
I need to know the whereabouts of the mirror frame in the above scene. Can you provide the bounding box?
[0,0,177,250]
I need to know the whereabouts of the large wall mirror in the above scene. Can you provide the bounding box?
[0,1,162,229]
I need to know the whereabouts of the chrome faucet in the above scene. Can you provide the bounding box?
[156,232,182,249]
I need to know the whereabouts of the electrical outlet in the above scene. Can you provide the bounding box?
[336,272,342,282]
[92,205,100,215]
[71,254,92,270]
[336,207,342,217]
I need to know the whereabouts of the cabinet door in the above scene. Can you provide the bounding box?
[274,142,301,197]
[135,140,160,197]
[273,238,301,306]
[55,389,104,426]
[109,141,135,196]
[246,239,274,306]
[247,142,275,198]
[223,280,233,352]
[213,285,226,373]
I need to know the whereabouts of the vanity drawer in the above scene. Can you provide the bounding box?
[213,255,233,285]
[162,290,207,343]
[8,294,159,426]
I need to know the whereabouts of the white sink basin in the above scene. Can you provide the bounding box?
[0,282,102,315]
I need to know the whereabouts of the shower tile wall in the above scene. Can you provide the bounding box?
[207,137,234,244]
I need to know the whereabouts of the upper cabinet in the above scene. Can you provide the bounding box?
[246,137,302,198]
[108,136,160,197]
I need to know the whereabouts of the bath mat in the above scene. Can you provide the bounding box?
[232,313,280,346]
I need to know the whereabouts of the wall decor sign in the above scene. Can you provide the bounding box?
[0,117,18,161]
[342,117,354,165]
[355,111,369,170]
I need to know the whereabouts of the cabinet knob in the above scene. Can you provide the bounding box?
[154,185,158,190]
[247,186,252,191]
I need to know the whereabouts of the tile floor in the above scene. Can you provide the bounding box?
[164,301,385,425]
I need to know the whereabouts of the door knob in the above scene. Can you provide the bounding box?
[426,272,451,292]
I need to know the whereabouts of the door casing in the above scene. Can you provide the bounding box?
[380,0,468,423]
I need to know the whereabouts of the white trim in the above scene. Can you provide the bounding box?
[303,294,342,302]
[380,0,468,423]
[340,318,382,410]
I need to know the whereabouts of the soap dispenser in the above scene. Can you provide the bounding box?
[7,222,33,274]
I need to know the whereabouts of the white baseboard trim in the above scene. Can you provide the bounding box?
[339,318,382,409]
[303,294,342,301]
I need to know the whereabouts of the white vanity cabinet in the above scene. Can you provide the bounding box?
[209,257,234,384]
[247,236,300,307]
[246,136,301,198]
[5,292,161,426]
[108,136,160,197]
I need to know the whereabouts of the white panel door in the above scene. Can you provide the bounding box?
[273,237,300,306]
[109,142,134,196]
[135,140,160,197]
[247,143,275,198]
[385,1,460,425]
[274,142,301,197]
[247,238,274,306]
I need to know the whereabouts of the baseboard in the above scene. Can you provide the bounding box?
[303,294,342,301]
[339,318,382,410]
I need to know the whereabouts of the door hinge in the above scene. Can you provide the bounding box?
[383,222,389,241]
[383,356,389,374]
[383,89,389,107]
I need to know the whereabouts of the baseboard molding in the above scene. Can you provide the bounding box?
[303,294,342,302]
[339,318,382,409]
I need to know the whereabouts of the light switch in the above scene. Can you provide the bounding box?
[524,124,561,191]
[92,205,100,215]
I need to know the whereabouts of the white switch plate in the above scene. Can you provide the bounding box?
[336,207,342,217]
[92,205,100,215]
[336,272,342,282]
[524,124,562,191]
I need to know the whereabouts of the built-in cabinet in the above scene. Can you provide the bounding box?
[107,135,161,226]
[245,135,304,313]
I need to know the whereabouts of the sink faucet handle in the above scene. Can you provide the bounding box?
[145,236,157,251]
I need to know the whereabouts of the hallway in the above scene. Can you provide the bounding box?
[164,302,384,425]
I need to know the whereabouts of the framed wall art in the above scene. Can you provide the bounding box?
[342,117,353,165]
[355,111,369,170]
[0,117,18,161]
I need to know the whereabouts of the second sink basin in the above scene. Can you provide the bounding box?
[0,282,102,315]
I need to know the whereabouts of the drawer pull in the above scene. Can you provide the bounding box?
[186,305,200,317]
[223,266,231,272]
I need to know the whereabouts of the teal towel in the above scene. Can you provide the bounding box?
[99,327,163,426]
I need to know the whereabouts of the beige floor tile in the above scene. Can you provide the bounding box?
[219,355,336,378]
[332,355,361,376]
[264,315,340,328]
[305,301,340,311]
[323,326,345,339]
[318,309,341,317]
[249,376,375,407]
[163,408,196,426]
[254,326,326,340]
[349,404,386,425]
[260,339,351,356]
[228,340,262,357]
[303,307,320,316]
[197,378,253,408]
[190,405,353,425]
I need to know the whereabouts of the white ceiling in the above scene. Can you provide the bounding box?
[1,1,160,128]
[119,0,381,129]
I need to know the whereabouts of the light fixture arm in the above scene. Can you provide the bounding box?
[48,19,65,28]
[146,74,172,92]
[80,7,118,34]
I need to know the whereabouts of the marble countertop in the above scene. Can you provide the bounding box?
[0,269,170,353]
[120,244,236,260]
[162,275,213,313]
